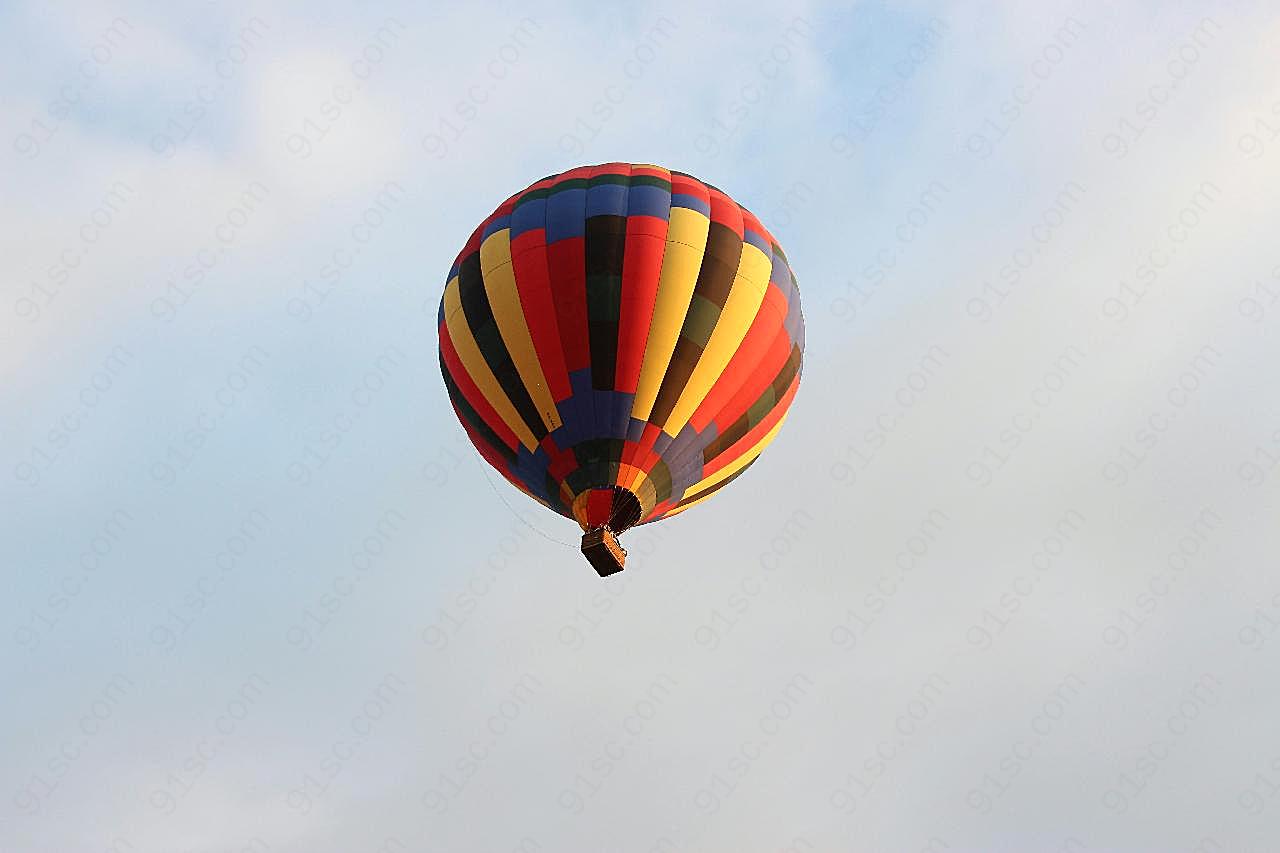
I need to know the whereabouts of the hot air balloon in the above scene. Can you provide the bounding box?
[437,163,804,576]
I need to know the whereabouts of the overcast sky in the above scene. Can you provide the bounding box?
[3,1,1280,851]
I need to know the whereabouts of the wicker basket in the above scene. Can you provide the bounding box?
[581,527,627,577]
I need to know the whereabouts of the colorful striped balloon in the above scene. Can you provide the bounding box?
[437,163,804,574]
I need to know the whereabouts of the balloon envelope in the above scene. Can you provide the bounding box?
[437,163,804,562]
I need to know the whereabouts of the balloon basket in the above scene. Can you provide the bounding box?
[581,527,626,577]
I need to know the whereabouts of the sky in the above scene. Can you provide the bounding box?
[3,1,1279,850]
